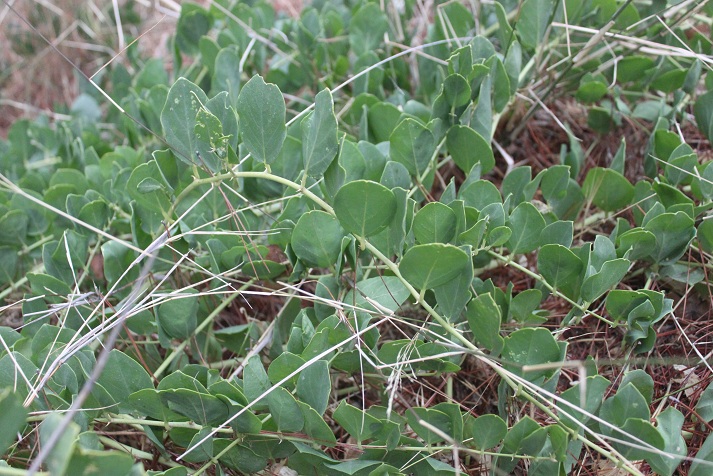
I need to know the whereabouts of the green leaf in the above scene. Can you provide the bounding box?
[352,276,411,313]
[400,243,470,290]
[614,418,665,461]
[333,401,382,443]
[434,259,473,321]
[193,106,228,172]
[460,180,502,210]
[539,220,573,248]
[507,202,546,254]
[0,352,37,403]
[487,225,512,247]
[600,383,650,431]
[494,2,515,49]
[157,288,199,339]
[496,417,547,474]
[466,293,504,354]
[267,352,306,388]
[160,388,229,426]
[334,180,397,237]
[175,4,212,55]
[128,389,182,421]
[0,247,18,284]
[466,414,506,449]
[236,75,286,164]
[647,408,686,476]
[511,289,543,323]
[101,241,138,290]
[367,102,401,143]
[211,46,240,101]
[127,161,172,228]
[291,210,344,267]
[0,389,27,454]
[182,427,213,463]
[690,431,713,476]
[644,211,696,264]
[621,369,654,405]
[580,258,630,303]
[537,244,584,300]
[446,125,495,174]
[697,381,713,423]
[267,386,305,432]
[0,210,27,245]
[617,56,655,82]
[502,327,562,381]
[501,166,533,207]
[695,90,713,143]
[390,118,436,176]
[136,177,165,194]
[302,88,339,178]
[576,81,608,103]
[516,0,554,50]
[413,202,457,244]
[161,77,209,166]
[407,408,452,444]
[349,3,389,57]
[243,355,271,411]
[558,375,610,430]
[443,74,471,107]
[470,74,492,140]
[95,350,153,413]
[617,228,656,260]
[41,412,79,476]
[651,69,687,93]
[699,219,713,254]
[300,402,337,447]
[582,168,634,211]
[214,440,268,473]
[296,360,331,416]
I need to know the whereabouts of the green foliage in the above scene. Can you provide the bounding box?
[0,0,711,474]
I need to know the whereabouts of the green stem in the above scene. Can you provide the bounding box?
[193,437,242,476]
[94,415,232,433]
[169,171,333,220]
[98,436,181,468]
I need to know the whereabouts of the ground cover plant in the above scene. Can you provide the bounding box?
[1,0,713,474]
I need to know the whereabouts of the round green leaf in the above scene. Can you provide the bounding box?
[333,180,396,237]
[443,74,471,107]
[582,168,634,211]
[399,243,470,290]
[466,414,507,450]
[291,210,345,267]
[157,288,199,339]
[446,125,495,174]
[413,202,457,244]
[502,327,562,381]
